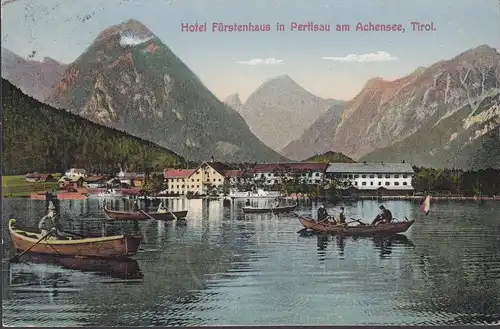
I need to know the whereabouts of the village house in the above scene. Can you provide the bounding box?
[58,176,85,189]
[163,168,196,195]
[83,175,107,188]
[224,170,246,185]
[325,162,415,196]
[64,168,87,179]
[163,159,230,195]
[248,163,328,186]
[25,173,55,183]
[121,173,146,187]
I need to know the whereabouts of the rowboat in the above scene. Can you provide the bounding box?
[8,219,142,258]
[104,206,188,221]
[297,215,415,236]
[242,203,298,214]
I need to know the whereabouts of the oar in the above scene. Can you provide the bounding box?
[139,210,155,220]
[10,231,52,262]
[166,208,178,221]
[350,217,366,225]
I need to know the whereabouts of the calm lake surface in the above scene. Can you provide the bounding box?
[2,197,500,326]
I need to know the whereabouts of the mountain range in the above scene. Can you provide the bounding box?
[1,47,68,101]
[282,45,500,169]
[2,78,183,175]
[2,19,499,169]
[224,75,343,152]
[41,19,286,163]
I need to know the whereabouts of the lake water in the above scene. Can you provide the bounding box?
[2,197,500,326]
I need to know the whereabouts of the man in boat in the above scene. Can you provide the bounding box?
[132,200,140,212]
[272,198,280,208]
[38,201,62,239]
[317,205,330,223]
[335,207,347,226]
[371,205,393,225]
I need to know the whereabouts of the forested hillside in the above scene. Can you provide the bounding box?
[3,79,184,175]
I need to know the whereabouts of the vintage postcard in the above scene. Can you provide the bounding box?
[2,0,499,327]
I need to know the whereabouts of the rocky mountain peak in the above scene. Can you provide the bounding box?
[45,21,285,163]
[223,93,243,109]
[95,19,154,44]
[282,44,500,164]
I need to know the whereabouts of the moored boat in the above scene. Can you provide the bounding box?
[229,189,281,199]
[242,203,298,214]
[297,215,415,236]
[104,206,188,221]
[8,219,142,258]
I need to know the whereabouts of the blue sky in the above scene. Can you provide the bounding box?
[2,0,499,101]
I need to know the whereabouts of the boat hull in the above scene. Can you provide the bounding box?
[8,219,142,258]
[298,216,414,236]
[104,207,188,221]
[242,203,298,214]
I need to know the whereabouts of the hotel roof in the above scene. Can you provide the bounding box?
[326,162,414,174]
[250,162,328,173]
[163,168,196,178]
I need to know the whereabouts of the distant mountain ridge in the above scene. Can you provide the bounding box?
[282,44,500,169]
[305,151,356,163]
[225,75,344,153]
[1,47,68,101]
[2,78,184,175]
[45,19,287,163]
[360,89,500,169]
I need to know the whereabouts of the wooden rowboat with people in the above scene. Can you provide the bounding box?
[297,215,415,236]
[242,202,298,214]
[103,206,188,221]
[8,218,142,259]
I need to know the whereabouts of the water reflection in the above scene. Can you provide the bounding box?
[8,254,143,280]
[310,233,416,261]
[2,198,500,326]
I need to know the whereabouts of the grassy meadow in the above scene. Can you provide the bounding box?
[2,174,61,198]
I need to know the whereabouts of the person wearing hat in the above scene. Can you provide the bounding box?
[38,201,61,239]
[132,200,140,212]
[335,207,347,225]
[371,205,393,225]
[317,204,330,222]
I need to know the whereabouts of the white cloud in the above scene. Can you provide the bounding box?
[322,51,398,63]
[237,58,283,65]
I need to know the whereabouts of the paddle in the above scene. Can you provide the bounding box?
[10,230,53,262]
[166,208,178,221]
[350,217,366,226]
[139,210,156,220]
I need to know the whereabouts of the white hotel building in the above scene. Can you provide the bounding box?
[325,162,415,196]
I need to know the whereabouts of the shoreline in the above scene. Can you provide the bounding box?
[3,194,500,202]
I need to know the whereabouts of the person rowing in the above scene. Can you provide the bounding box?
[317,204,332,223]
[132,200,140,212]
[371,205,393,225]
[273,198,280,208]
[38,201,62,240]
